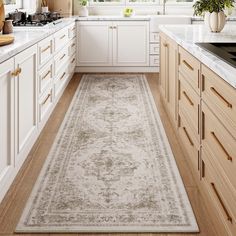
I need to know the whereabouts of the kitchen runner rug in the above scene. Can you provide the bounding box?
[16,74,199,233]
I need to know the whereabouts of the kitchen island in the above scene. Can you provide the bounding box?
[159,24,236,236]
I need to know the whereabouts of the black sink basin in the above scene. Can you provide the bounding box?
[196,43,236,68]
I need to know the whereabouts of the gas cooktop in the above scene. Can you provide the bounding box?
[196,43,236,68]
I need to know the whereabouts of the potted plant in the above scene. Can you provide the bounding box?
[78,0,89,17]
[41,0,49,13]
[193,0,235,32]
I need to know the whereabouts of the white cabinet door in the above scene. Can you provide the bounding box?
[0,58,15,199]
[113,21,149,66]
[14,45,38,166]
[77,21,113,66]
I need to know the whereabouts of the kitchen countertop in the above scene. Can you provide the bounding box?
[76,15,151,21]
[0,18,76,64]
[159,24,236,88]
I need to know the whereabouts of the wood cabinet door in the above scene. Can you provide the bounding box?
[77,21,113,66]
[113,21,149,66]
[0,58,15,201]
[14,45,38,166]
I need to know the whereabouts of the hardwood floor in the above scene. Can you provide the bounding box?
[0,73,217,236]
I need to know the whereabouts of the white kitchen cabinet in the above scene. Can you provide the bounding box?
[113,21,149,66]
[77,21,149,67]
[14,45,38,166]
[77,21,113,66]
[0,58,15,200]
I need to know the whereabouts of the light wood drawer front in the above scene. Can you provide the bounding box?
[179,46,200,94]
[54,46,69,75]
[38,62,54,97]
[39,88,53,123]
[54,28,69,52]
[150,43,159,55]
[179,73,200,138]
[150,55,159,67]
[38,36,53,67]
[178,109,200,176]
[69,38,76,57]
[202,102,236,191]
[150,32,159,43]
[202,64,236,138]
[201,147,236,236]
[68,23,76,39]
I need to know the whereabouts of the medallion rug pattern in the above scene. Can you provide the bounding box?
[16,74,198,233]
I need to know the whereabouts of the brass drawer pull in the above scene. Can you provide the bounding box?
[211,132,233,162]
[72,43,76,47]
[41,45,51,53]
[183,60,194,71]
[182,91,194,106]
[183,127,194,146]
[42,70,51,80]
[60,72,66,80]
[42,94,51,105]
[72,27,75,31]
[60,54,66,61]
[60,34,66,40]
[71,58,76,64]
[210,87,232,108]
[163,43,168,47]
[211,183,233,224]
[11,68,22,77]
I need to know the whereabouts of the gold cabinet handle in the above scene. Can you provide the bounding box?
[183,127,194,146]
[60,54,66,61]
[211,183,233,224]
[210,87,232,108]
[42,70,51,80]
[163,43,168,47]
[60,72,66,80]
[11,68,22,77]
[71,58,76,64]
[182,91,194,106]
[60,34,66,40]
[42,94,51,106]
[182,60,194,71]
[109,26,113,29]
[211,132,233,162]
[72,43,76,47]
[41,45,51,53]
[113,26,117,29]
[72,27,75,31]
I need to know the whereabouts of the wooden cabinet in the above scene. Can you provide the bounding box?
[77,21,113,67]
[77,21,149,67]
[0,58,15,201]
[48,0,72,17]
[14,45,38,166]
[159,32,178,124]
[113,21,149,66]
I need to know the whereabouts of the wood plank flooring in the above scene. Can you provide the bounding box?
[0,73,218,236]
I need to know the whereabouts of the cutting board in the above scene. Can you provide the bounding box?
[0,0,4,32]
[0,35,14,46]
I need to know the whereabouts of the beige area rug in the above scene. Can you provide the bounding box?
[16,74,199,233]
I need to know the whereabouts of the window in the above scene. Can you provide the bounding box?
[4,0,22,12]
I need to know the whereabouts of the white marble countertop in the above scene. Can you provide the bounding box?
[0,18,76,64]
[76,15,151,21]
[159,24,236,88]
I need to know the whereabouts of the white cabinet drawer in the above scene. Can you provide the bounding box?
[150,32,159,43]
[68,38,76,57]
[38,61,54,97]
[54,46,69,75]
[54,28,69,52]
[54,65,68,98]
[68,23,76,39]
[150,43,159,55]
[150,55,159,66]
[38,36,53,67]
[39,87,53,123]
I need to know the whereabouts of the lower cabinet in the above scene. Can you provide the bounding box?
[14,45,38,167]
[0,58,15,201]
[77,21,149,67]
[160,32,236,236]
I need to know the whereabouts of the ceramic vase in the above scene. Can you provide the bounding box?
[205,11,226,33]
[79,6,89,17]
[3,20,13,34]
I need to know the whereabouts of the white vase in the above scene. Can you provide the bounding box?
[79,6,89,17]
[206,11,226,33]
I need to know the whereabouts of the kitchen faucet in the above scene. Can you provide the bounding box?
[163,0,167,15]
